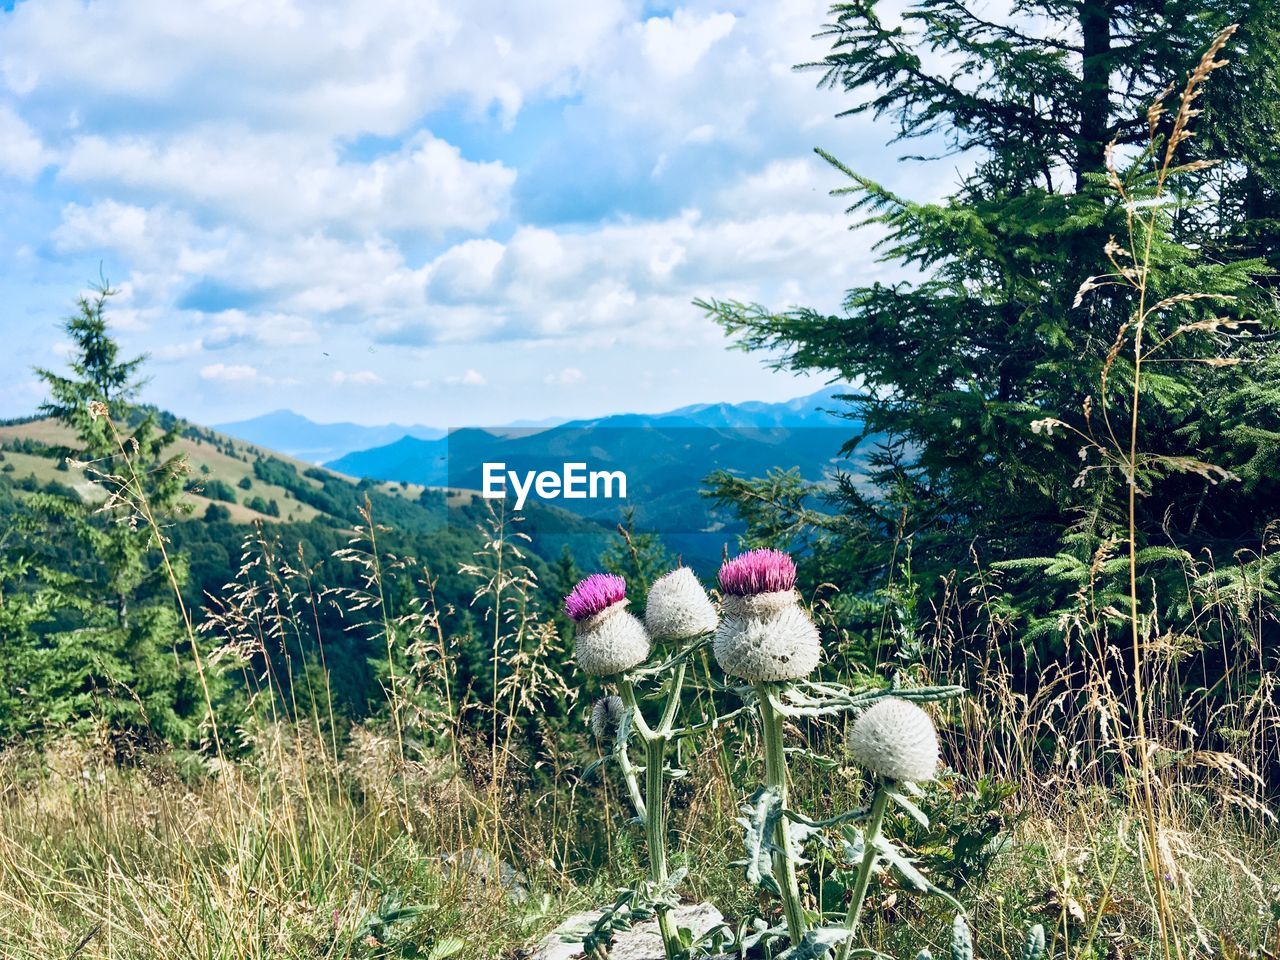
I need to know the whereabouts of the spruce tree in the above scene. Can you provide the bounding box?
[25,285,202,745]
[699,2,1279,660]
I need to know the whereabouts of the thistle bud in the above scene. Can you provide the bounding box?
[590,695,625,740]
[645,567,719,640]
[712,549,820,682]
[848,697,940,783]
[566,574,651,676]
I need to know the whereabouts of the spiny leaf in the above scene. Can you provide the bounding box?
[735,786,783,889]
[1020,924,1046,960]
[872,835,929,892]
[885,788,930,828]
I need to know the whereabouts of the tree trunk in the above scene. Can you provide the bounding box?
[1077,0,1112,190]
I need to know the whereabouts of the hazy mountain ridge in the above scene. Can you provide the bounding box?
[216,387,852,465]
[214,409,446,464]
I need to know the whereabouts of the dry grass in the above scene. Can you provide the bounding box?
[0,730,590,960]
[0,491,1274,958]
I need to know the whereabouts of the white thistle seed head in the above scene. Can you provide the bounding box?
[713,602,821,682]
[574,602,651,677]
[848,698,940,783]
[645,567,719,639]
[590,695,625,740]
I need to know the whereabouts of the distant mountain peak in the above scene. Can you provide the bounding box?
[216,386,854,466]
[215,410,445,464]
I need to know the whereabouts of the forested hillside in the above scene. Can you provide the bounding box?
[0,313,611,741]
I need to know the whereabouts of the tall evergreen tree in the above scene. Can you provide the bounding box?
[699,2,1279,659]
[22,285,203,744]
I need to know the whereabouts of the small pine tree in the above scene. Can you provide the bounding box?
[22,284,205,744]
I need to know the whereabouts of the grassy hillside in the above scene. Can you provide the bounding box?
[0,416,438,526]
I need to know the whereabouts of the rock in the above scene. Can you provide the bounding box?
[442,848,530,905]
[529,902,725,960]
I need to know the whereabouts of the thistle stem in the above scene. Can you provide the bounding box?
[757,684,808,944]
[644,735,678,957]
[617,740,646,819]
[618,675,679,960]
[616,676,653,739]
[658,660,687,732]
[837,783,890,960]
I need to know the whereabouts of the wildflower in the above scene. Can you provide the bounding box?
[565,573,627,622]
[566,573,651,676]
[590,695,625,740]
[848,698,940,783]
[718,547,797,596]
[645,567,718,640]
[713,549,819,682]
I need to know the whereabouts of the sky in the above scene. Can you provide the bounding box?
[0,0,955,427]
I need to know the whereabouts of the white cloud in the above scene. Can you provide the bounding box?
[0,103,50,178]
[53,199,196,259]
[725,156,838,216]
[205,311,318,348]
[544,366,584,386]
[59,130,515,236]
[330,369,384,386]
[427,238,505,304]
[50,144,873,356]
[200,362,269,384]
[153,338,205,361]
[445,368,486,386]
[553,1,852,162]
[0,0,629,136]
[640,10,736,79]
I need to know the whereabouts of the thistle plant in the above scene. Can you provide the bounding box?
[837,698,941,960]
[713,548,969,956]
[573,551,1033,960]
[715,549,819,944]
[569,567,720,960]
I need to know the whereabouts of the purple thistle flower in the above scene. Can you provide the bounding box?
[565,573,627,622]
[718,548,797,597]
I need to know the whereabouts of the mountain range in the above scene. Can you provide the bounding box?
[285,386,864,564]
[216,388,854,467]
[213,409,446,464]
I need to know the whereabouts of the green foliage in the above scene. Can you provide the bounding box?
[699,0,1280,740]
[893,776,1020,890]
[243,494,280,516]
[204,503,232,522]
[3,284,208,745]
[192,477,237,503]
[0,552,60,740]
